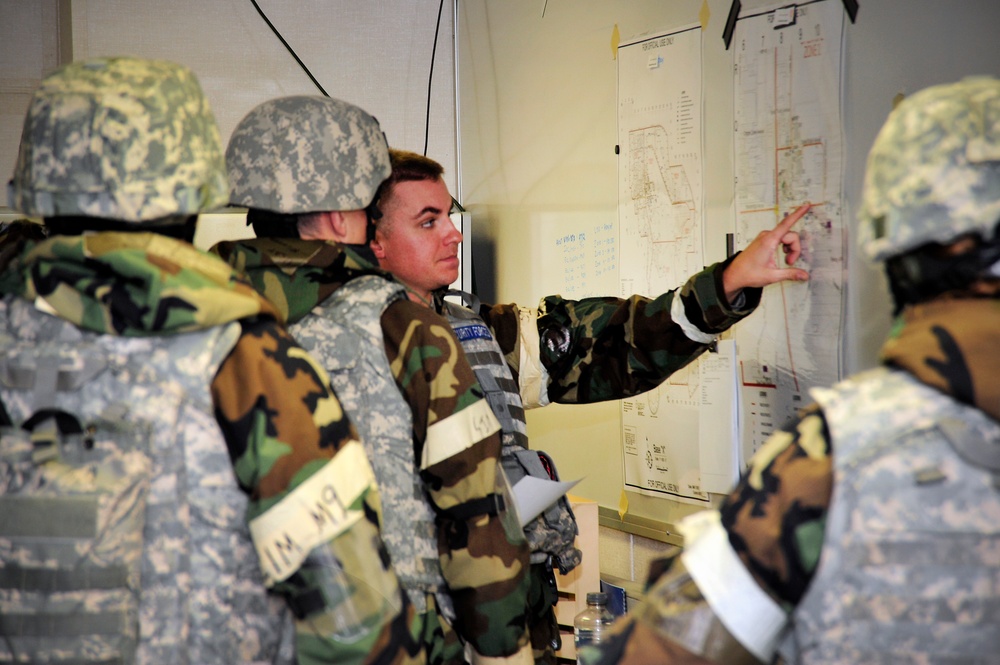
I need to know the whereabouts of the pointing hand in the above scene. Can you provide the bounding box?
[722,203,811,304]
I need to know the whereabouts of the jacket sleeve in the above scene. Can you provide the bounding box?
[719,405,833,607]
[211,318,419,665]
[481,257,762,405]
[382,300,532,659]
[579,408,833,665]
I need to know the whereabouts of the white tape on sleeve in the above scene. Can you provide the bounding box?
[249,440,374,586]
[422,399,501,469]
[670,292,717,344]
[517,306,551,408]
[679,510,789,663]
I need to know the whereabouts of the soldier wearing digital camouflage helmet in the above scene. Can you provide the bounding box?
[580,76,1000,665]
[0,58,417,665]
[213,96,533,665]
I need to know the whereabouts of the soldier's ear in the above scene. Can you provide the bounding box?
[370,233,387,259]
[327,211,349,240]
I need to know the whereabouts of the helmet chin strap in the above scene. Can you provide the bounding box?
[886,227,1000,314]
[364,194,383,244]
[44,215,197,242]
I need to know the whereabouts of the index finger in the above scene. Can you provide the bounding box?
[773,203,811,234]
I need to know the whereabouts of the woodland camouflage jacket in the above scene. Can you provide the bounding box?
[213,237,530,660]
[460,253,761,406]
[0,223,421,665]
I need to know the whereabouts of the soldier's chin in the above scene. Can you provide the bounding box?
[440,264,460,285]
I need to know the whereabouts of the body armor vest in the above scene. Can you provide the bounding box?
[787,366,1000,664]
[0,295,294,664]
[441,291,581,573]
[291,275,450,617]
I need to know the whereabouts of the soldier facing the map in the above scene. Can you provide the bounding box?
[0,57,416,664]
[578,76,1000,665]
[368,148,811,664]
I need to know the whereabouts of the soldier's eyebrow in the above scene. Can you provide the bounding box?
[413,205,445,218]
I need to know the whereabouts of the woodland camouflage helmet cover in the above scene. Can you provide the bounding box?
[859,76,1000,262]
[226,95,390,215]
[7,56,228,222]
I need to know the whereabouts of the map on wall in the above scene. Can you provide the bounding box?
[732,0,847,467]
[616,2,846,504]
[618,25,737,504]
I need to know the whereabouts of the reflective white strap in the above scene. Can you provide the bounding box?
[679,510,788,662]
[670,292,717,344]
[422,399,501,469]
[249,440,373,586]
[517,306,550,408]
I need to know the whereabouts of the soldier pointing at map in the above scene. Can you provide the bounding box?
[368,148,810,664]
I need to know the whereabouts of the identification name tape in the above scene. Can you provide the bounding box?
[249,440,374,585]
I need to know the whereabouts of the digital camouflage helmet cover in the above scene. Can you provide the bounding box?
[226,95,390,215]
[8,56,228,222]
[859,76,1000,262]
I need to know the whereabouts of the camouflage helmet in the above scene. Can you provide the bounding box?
[7,56,228,222]
[226,95,390,215]
[859,76,1000,262]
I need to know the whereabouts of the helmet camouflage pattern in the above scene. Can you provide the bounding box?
[859,76,1000,261]
[227,95,390,215]
[7,56,228,222]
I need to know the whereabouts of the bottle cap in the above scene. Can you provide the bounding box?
[586,592,608,604]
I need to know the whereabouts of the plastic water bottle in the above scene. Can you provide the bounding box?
[574,591,615,657]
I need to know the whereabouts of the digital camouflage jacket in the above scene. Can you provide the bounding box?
[0,223,420,665]
[212,237,532,662]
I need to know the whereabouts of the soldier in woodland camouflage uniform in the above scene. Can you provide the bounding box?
[214,96,531,665]
[581,77,1000,665]
[0,58,415,665]
[369,150,811,665]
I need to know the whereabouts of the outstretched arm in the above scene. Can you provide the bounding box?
[722,203,811,303]
[478,204,812,406]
